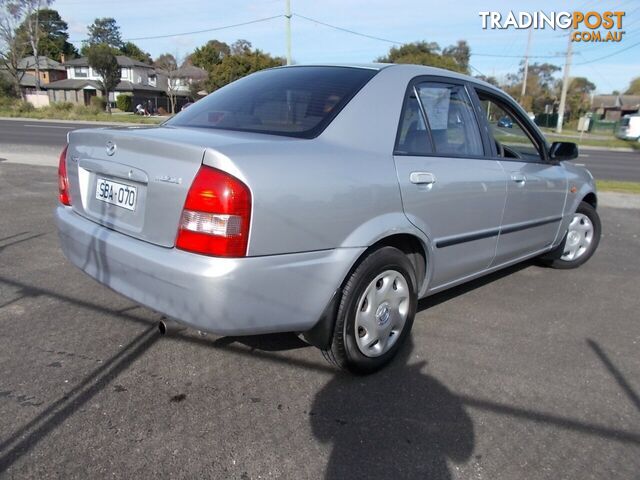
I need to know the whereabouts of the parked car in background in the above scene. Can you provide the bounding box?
[55,64,601,374]
[616,114,640,141]
[497,116,513,128]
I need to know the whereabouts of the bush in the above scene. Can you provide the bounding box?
[116,94,132,112]
[89,95,107,113]
[15,101,35,114]
[48,101,74,112]
[72,104,94,116]
[0,95,17,110]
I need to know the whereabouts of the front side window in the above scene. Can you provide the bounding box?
[416,82,484,157]
[477,92,543,162]
[167,66,377,138]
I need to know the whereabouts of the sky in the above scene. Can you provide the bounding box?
[53,0,640,94]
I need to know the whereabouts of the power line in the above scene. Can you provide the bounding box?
[69,15,284,43]
[294,13,403,45]
[294,13,563,59]
[472,52,564,58]
[574,39,640,65]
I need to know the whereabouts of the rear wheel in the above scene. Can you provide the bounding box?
[540,201,601,269]
[323,246,417,374]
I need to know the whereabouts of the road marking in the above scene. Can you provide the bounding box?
[22,124,74,129]
[579,154,590,157]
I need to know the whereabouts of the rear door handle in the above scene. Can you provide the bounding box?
[511,173,526,184]
[410,172,436,185]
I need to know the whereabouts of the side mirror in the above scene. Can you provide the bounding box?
[549,141,578,161]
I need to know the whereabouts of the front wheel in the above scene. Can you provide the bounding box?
[540,201,601,269]
[323,246,417,374]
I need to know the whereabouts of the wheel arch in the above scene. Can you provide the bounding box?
[582,192,597,209]
[301,231,430,350]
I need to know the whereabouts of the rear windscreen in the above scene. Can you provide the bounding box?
[166,66,378,138]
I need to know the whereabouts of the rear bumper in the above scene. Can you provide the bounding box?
[55,206,363,335]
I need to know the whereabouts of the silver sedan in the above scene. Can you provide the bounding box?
[55,64,600,373]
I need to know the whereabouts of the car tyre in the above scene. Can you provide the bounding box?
[323,246,417,374]
[539,201,601,269]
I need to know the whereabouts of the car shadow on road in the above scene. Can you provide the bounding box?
[309,338,474,480]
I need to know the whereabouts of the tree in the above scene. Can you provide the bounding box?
[625,77,640,95]
[154,52,179,113]
[189,39,230,71]
[476,74,499,87]
[16,8,77,61]
[206,42,283,91]
[504,62,561,113]
[0,0,29,99]
[82,17,122,53]
[21,0,52,90]
[86,43,120,113]
[376,41,468,74]
[442,40,470,73]
[566,77,596,117]
[121,41,152,64]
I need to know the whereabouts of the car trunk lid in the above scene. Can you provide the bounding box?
[66,126,208,247]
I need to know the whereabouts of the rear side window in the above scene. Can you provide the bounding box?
[167,66,377,138]
[416,82,484,157]
[395,95,433,155]
[395,81,484,157]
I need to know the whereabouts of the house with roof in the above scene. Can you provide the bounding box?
[1,56,66,98]
[18,56,66,89]
[45,55,166,109]
[155,64,208,111]
[592,94,640,121]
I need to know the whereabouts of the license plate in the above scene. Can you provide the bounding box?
[95,178,137,211]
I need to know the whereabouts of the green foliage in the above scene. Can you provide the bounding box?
[48,101,74,112]
[189,40,230,71]
[116,94,132,112]
[120,41,152,64]
[89,95,107,112]
[86,44,120,113]
[0,95,17,109]
[625,77,640,95]
[376,41,469,74]
[15,100,35,113]
[16,8,77,61]
[154,53,177,71]
[84,17,123,49]
[504,62,562,114]
[566,77,596,117]
[200,40,283,91]
[0,72,15,96]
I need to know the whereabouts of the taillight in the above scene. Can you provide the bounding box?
[176,166,251,257]
[58,144,71,206]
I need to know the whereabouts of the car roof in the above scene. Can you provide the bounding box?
[278,63,501,92]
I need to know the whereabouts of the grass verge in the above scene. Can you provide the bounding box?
[0,99,165,124]
[596,180,640,194]
[539,128,639,151]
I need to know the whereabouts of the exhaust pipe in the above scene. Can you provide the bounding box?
[158,318,186,336]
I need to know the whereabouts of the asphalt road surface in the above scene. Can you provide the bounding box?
[0,118,639,181]
[1,162,639,479]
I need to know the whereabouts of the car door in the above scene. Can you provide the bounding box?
[473,87,567,265]
[393,78,508,290]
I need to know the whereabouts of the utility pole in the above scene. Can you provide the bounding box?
[520,29,532,100]
[285,0,292,65]
[556,35,573,133]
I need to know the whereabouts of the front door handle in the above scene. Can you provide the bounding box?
[410,172,436,185]
[511,173,526,184]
